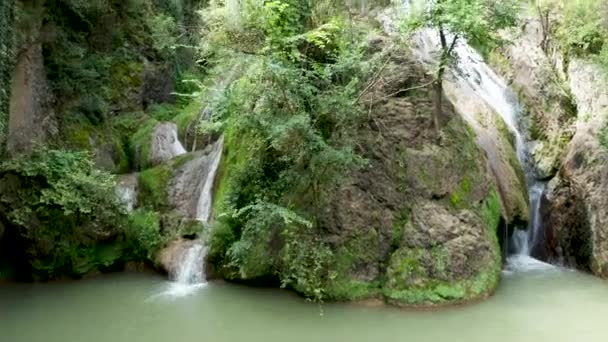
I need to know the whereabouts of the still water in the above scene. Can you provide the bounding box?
[1,264,607,342]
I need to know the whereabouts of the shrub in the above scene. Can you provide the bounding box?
[0,149,128,277]
[125,209,163,260]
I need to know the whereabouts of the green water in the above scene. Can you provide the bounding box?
[1,265,607,342]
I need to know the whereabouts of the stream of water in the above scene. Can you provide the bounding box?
[166,135,225,296]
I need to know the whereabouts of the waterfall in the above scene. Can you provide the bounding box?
[167,136,224,295]
[195,136,225,223]
[116,174,138,213]
[399,0,553,271]
[174,243,207,285]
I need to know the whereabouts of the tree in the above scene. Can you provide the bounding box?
[404,0,518,131]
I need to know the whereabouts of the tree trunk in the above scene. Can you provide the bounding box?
[432,79,442,132]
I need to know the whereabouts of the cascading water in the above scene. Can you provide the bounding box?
[164,136,225,297]
[400,0,553,271]
[196,136,225,224]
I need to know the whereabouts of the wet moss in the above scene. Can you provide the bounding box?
[323,228,383,301]
[130,118,159,170]
[450,176,472,208]
[138,164,172,210]
[382,247,500,306]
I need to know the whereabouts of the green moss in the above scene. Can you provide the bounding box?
[383,249,500,306]
[138,164,172,210]
[323,229,383,301]
[391,208,410,249]
[130,118,159,170]
[450,176,472,208]
[482,188,502,233]
[174,100,202,137]
[65,125,94,150]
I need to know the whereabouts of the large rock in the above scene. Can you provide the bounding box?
[542,60,608,275]
[132,121,187,170]
[210,46,507,306]
[7,43,57,154]
[318,56,504,305]
[168,136,224,220]
[150,122,187,166]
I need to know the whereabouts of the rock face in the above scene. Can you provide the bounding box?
[168,137,224,220]
[542,60,608,274]
[318,53,503,305]
[490,17,575,179]
[150,122,187,166]
[210,45,510,306]
[380,7,529,225]
[157,238,198,278]
[116,174,139,212]
[7,43,57,154]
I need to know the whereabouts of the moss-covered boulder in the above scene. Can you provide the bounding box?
[209,46,506,306]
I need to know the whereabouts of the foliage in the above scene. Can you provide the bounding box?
[205,0,379,301]
[404,0,519,53]
[0,0,14,148]
[0,149,128,277]
[556,0,607,56]
[125,209,163,260]
[36,0,203,138]
[554,0,608,72]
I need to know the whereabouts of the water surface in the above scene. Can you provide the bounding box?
[1,264,607,342]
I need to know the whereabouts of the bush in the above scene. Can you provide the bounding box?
[556,0,608,71]
[204,0,379,301]
[0,149,128,277]
[125,209,163,260]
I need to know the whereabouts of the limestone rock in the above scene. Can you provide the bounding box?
[7,43,57,154]
[150,122,187,166]
[543,59,608,275]
[116,174,139,212]
[490,17,574,179]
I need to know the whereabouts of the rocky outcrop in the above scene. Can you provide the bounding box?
[542,60,608,274]
[150,122,187,166]
[209,42,511,306]
[380,8,529,225]
[7,43,57,154]
[318,53,503,305]
[490,17,575,179]
[132,121,187,170]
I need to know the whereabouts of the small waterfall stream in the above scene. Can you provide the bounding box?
[168,136,224,295]
[400,0,553,271]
